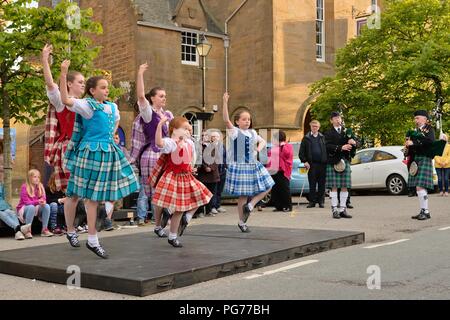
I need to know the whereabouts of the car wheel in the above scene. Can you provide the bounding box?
[386,174,406,195]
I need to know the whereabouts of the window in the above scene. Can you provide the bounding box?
[316,0,325,61]
[183,112,199,139]
[351,150,375,165]
[181,32,198,65]
[373,151,396,162]
[357,19,367,36]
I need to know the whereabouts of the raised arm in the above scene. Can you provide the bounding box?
[137,63,149,107]
[42,44,57,91]
[59,60,76,107]
[155,115,169,148]
[222,92,234,130]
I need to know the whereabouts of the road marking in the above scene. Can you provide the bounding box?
[245,260,318,279]
[363,239,410,249]
[438,226,450,231]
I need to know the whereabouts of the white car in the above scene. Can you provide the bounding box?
[351,146,438,195]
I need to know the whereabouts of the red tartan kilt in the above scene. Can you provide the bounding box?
[49,138,70,191]
[152,171,213,212]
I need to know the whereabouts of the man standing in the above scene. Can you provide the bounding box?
[299,120,327,208]
[406,110,436,220]
[324,112,357,219]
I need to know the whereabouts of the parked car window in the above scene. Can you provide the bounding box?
[373,151,396,162]
[351,150,375,165]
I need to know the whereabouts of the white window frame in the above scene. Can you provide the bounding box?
[181,32,199,66]
[316,0,325,62]
[371,0,378,13]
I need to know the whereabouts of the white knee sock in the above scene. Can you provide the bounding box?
[330,192,338,208]
[169,232,177,240]
[417,190,428,211]
[340,191,349,209]
[185,213,193,223]
[88,234,99,247]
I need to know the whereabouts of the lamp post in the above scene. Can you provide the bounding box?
[196,34,212,112]
[194,34,214,136]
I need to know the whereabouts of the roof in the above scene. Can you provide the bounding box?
[132,0,223,34]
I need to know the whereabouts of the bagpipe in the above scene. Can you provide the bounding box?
[403,125,446,160]
[338,103,358,158]
[344,127,357,158]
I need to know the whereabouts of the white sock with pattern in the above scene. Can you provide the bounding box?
[340,191,349,210]
[330,192,338,208]
[417,190,428,211]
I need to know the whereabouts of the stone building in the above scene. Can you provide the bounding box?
[10,0,381,191]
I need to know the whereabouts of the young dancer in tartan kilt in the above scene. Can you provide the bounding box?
[324,112,357,219]
[406,110,436,221]
[42,44,84,191]
[60,60,139,258]
[222,93,275,233]
[151,116,212,247]
[130,63,174,228]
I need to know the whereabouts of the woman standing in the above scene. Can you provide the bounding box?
[266,131,293,212]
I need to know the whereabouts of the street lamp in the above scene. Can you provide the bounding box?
[196,34,212,112]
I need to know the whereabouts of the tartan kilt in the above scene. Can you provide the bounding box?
[64,142,139,201]
[47,138,70,191]
[326,160,352,188]
[152,171,212,212]
[225,162,275,197]
[408,155,434,190]
[148,154,168,188]
[140,147,161,197]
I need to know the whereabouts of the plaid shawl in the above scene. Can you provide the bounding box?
[44,104,58,165]
[129,115,146,166]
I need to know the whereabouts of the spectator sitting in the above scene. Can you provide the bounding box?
[16,169,53,238]
[45,172,67,235]
[0,184,32,240]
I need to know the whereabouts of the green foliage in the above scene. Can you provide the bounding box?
[0,0,127,125]
[310,0,450,145]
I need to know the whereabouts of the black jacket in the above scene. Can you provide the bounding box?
[324,127,356,164]
[299,132,327,164]
[408,125,435,157]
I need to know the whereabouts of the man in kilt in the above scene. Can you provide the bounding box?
[324,112,357,219]
[406,110,435,221]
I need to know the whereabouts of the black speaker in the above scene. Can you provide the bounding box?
[122,191,139,209]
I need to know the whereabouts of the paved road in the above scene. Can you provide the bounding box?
[0,194,449,299]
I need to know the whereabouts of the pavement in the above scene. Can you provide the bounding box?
[0,194,449,299]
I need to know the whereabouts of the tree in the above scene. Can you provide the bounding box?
[310,0,450,145]
[0,0,102,202]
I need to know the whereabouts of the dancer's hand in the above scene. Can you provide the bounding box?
[223,92,229,104]
[61,60,70,75]
[138,62,148,74]
[42,44,53,62]
[159,114,169,124]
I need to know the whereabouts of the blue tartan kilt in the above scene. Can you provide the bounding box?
[65,142,139,201]
[325,160,352,189]
[225,162,275,197]
[408,155,434,190]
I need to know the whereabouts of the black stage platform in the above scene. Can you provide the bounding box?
[0,225,364,296]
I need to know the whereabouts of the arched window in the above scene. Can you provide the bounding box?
[183,112,200,140]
